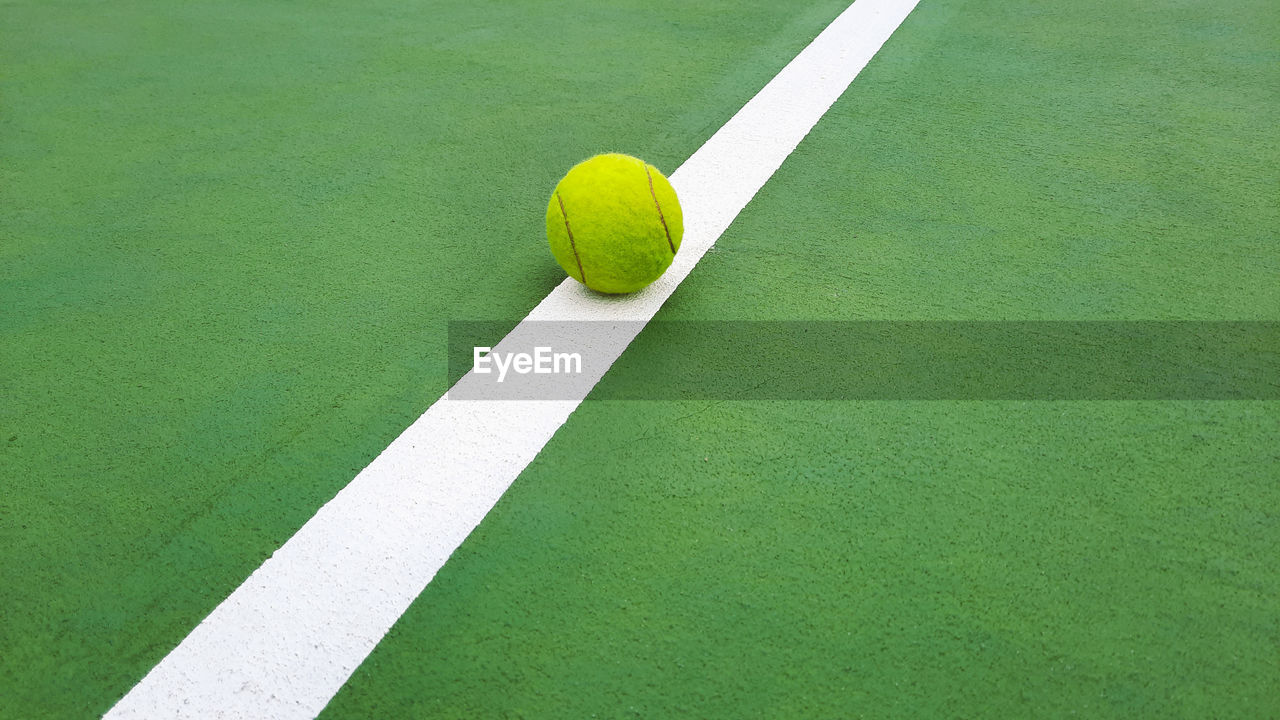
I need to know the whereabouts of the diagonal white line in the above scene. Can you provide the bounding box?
[104,0,921,717]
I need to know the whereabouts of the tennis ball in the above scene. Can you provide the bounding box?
[545,153,683,294]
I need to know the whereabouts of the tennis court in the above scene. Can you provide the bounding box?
[2,0,1277,717]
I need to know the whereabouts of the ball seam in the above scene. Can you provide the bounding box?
[555,191,587,286]
[644,165,676,254]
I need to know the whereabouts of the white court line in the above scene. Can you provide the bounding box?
[105,1,920,717]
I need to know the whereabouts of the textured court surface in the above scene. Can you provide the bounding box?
[2,0,1278,717]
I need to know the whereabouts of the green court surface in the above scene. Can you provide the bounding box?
[2,0,1277,717]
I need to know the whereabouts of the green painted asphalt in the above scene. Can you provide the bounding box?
[2,0,1277,716]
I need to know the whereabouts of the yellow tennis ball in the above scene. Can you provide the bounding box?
[545,153,683,294]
